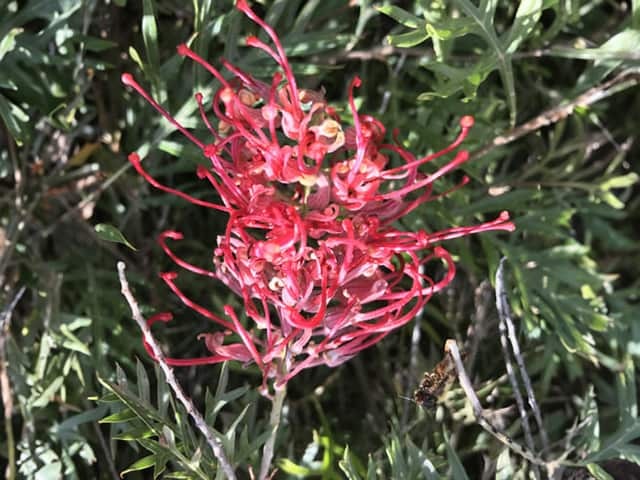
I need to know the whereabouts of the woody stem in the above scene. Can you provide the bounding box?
[259,383,287,480]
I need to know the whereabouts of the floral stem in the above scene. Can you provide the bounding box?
[259,383,287,480]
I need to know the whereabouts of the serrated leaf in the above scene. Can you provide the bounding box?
[94,223,137,250]
[97,375,165,436]
[136,438,210,479]
[451,0,517,125]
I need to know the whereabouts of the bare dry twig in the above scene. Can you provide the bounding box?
[1,286,25,480]
[444,338,563,477]
[470,70,640,161]
[259,384,286,480]
[116,262,237,480]
[496,259,549,453]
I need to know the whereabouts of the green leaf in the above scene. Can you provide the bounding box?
[339,446,363,480]
[0,27,22,61]
[120,454,156,476]
[599,191,625,210]
[58,324,91,355]
[588,419,640,463]
[74,34,118,52]
[504,0,543,54]
[387,29,430,48]
[100,408,138,424]
[586,463,615,480]
[112,425,156,441]
[495,449,514,480]
[142,0,165,102]
[94,223,137,250]
[137,358,151,404]
[617,356,637,423]
[577,386,600,453]
[97,375,165,436]
[31,376,65,408]
[600,173,640,191]
[0,93,27,144]
[451,0,517,126]
[128,46,144,71]
[444,431,470,480]
[376,5,422,28]
[278,458,314,476]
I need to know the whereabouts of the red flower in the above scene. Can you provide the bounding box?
[122,0,514,391]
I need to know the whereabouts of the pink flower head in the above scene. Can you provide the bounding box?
[122,0,514,392]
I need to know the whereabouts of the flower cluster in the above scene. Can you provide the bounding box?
[122,0,514,392]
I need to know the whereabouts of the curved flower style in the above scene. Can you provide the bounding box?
[122,0,514,391]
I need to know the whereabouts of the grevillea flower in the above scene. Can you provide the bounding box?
[122,0,514,393]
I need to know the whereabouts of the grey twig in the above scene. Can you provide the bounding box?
[495,264,540,478]
[116,262,237,480]
[470,70,640,162]
[496,258,550,452]
[402,263,426,429]
[258,383,287,480]
[444,339,561,477]
[1,286,26,480]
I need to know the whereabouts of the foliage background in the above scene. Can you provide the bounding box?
[0,0,639,478]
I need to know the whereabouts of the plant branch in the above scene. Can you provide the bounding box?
[496,258,550,453]
[470,70,640,161]
[0,286,25,480]
[116,262,237,480]
[444,338,561,477]
[259,383,287,480]
[494,261,540,479]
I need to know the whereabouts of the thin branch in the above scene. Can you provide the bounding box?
[470,70,640,161]
[91,420,120,480]
[496,258,550,452]
[495,273,540,479]
[37,161,132,240]
[444,339,561,477]
[0,286,26,480]
[259,384,286,480]
[116,262,237,480]
[401,263,426,430]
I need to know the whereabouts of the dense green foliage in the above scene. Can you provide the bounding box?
[1,1,639,479]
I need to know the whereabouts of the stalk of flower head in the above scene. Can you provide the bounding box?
[122,0,515,392]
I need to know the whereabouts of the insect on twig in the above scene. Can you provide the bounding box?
[413,339,564,477]
[412,346,462,410]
